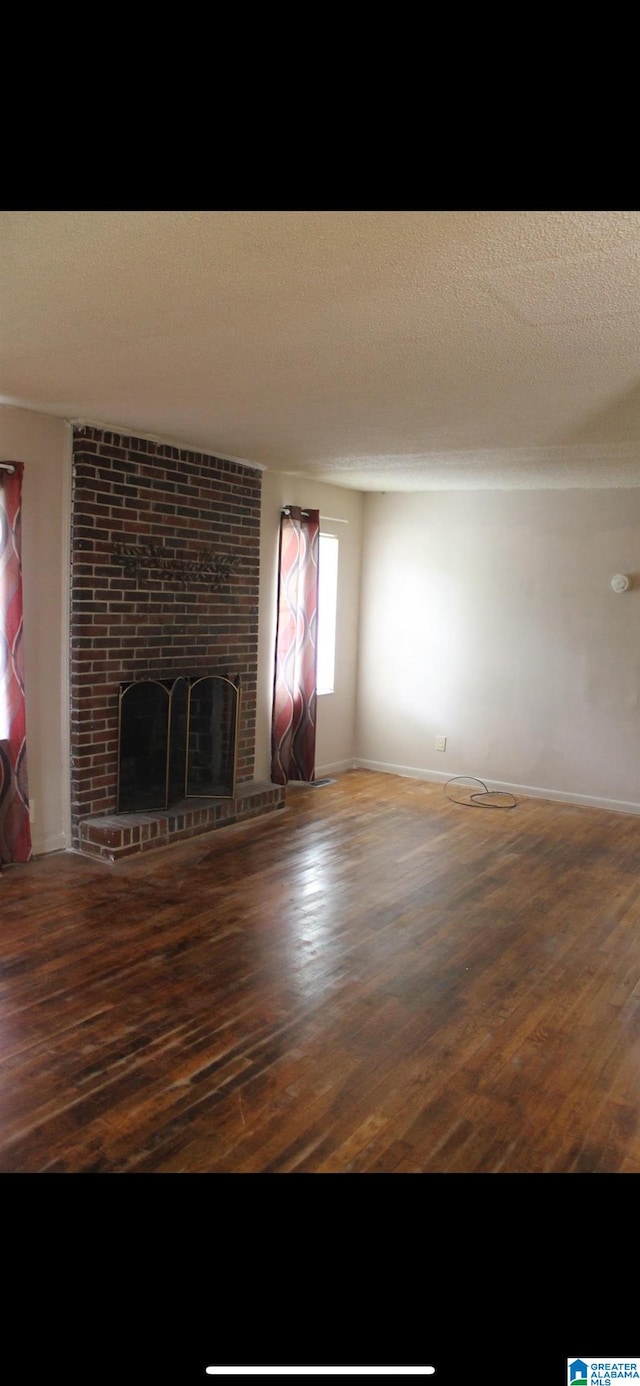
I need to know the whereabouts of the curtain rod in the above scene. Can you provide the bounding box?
[282,506,348,524]
[0,463,16,473]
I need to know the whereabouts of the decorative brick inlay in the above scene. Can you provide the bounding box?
[70,426,263,851]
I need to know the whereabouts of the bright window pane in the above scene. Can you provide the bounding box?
[316,533,338,694]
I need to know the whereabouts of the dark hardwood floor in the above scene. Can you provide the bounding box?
[2,769,640,1172]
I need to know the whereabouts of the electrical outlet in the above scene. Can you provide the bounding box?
[435,735,447,752]
[30,797,36,823]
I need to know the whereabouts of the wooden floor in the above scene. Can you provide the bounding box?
[2,768,640,1172]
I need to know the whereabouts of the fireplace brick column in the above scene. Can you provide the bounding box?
[69,426,264,850]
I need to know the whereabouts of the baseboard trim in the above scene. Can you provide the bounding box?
[353,759,640,816]
[32,830,69,857]
[315,758,358,777]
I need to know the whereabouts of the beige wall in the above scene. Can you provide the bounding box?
[0,406,71,853]
[5,406,639,855]
[0,418,365,857]
[357,490,640,811]
[256,470,363,780]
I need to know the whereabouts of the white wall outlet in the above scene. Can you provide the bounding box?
[30,797,36,823]
[435,735,447,752]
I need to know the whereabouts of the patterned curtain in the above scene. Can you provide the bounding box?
[0,463,32,866]
[271,506,320,784]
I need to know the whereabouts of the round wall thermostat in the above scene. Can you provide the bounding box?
[611,574,630,593]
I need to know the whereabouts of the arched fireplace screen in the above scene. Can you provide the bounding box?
[117,675,240,813]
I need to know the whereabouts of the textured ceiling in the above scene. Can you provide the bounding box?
[3,209,640,490]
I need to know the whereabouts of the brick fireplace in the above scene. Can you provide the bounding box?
[69,426,284,860]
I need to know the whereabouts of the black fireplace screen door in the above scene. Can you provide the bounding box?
[117,675,240,813]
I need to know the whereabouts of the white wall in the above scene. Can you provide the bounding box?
[357,490,640,812]
[256,470,364,780]
[0,406,71,853]
[6,409,639,851]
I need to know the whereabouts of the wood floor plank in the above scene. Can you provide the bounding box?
[2,769,640,1171]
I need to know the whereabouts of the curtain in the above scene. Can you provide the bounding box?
[271,506,320,784]
[0,463,32,865]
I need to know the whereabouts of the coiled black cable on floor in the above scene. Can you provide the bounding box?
[445,776,517,810]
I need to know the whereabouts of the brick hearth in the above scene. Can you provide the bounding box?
[78,780,285,862]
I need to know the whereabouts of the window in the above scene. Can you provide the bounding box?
[316,533,338,695]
